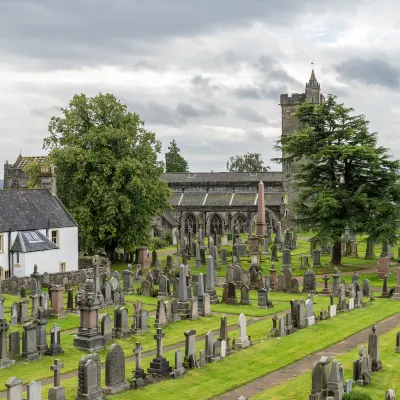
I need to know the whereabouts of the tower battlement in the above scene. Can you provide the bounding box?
[279,93,306,106]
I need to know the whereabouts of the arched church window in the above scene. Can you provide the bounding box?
[184,214,197,235]
[153,228,161,237]
[210,214,223,235]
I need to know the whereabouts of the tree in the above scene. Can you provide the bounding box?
[274,95,400,265]
[23,160,50,189]
[226,152,270,172]
[43,93,171,257]
[165,139,189,172]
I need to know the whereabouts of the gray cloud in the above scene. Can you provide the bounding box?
[235,106,268,123]
[0,0,364,68]
[176,102,225,121]
[335,58,400,88]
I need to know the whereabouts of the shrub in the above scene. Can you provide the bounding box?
[343,392,372,400]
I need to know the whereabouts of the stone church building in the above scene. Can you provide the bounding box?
[154,70,324,238]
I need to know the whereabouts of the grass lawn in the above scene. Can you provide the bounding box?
[36,299,399,400]
[112,299,398,400]
[253,324,400,400]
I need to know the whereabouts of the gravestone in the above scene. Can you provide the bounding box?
[377,257,390,278]
[368,323,382,371]
[158,275,169,298]
[305,299,315,327]
[0,318,14,368]
[183,330,198,368]
[45,323,64,356]
[338,280,347,311]
[154,299,168,328]
[147,328,172,375]
[101,314,112,342]
[177,265,190,318]
[10,303,18,326]
[5,377,23,400]
[76,354,102,400]
[48,358,66,400]
[74,277,105,352]
[113,306,130,338]
[302,270,316,293]
[103,343,129,395]
[268,314,279,337]
[240,285,251,305]
[226,282,238,305]
[49,286,66,319]
[35,308,48,353]
[122,266,134,294]
[218,315,231,355]
[27,380,42,400]
[202,293,211,317]
[205,256,219,303]
[9,331,20,357]
[205,331,214,363]
[171,349,186,378]
[133,342,146,383]
[22,321,40,360]
[312,250,321,267]
[236,313,250,349]
[353,345,372,386]
[189,297,199,320]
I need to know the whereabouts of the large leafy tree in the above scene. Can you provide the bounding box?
[43,93,171,256]
[226,152,270,172]
[165,139,189,172]
[275,95,400,265]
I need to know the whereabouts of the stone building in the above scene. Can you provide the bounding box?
[161,172,286,238]
[280,70,325,209]
[154,69,324,238]
[3,155,56,195]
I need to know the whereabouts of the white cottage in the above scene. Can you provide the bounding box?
[0,189,78,279]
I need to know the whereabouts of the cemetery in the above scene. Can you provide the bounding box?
[0,226,399,400]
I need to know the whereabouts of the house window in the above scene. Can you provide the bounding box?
[60,262,66,272]
[17,253,19,263]
[0,234,3,253]
[51,230,60,247]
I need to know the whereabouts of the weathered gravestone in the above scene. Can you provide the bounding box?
[103,343,129,395]
[302,270,316,293]
[9,331,20,358]
[76,354,102,400]
[113,306,130,338]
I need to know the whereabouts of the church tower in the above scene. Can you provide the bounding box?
[279,69,325,217]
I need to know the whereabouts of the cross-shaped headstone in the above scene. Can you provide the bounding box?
[51,323,60,344]
[134,342,143,370]
[50,358,64,387]
[154,328,165,358]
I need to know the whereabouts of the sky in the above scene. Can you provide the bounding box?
[0,0,399,177]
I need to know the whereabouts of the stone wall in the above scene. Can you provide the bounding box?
[0,263,109,294]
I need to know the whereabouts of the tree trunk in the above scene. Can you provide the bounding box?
[331,242,342,265]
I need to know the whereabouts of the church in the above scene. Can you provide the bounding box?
[153,70,324,239]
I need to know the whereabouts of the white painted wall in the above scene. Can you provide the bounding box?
[0,226,78,277]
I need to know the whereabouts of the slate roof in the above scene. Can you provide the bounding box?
[162,211,178,227]
[11,230,59,253]
[0,189,77,232]
[163,171,283,184]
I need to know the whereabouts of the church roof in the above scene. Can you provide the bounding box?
[163,171,282,184]
[11,230,59,253]
[0,189,77,232]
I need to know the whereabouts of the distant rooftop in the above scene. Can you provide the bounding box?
[162,171,282,184]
